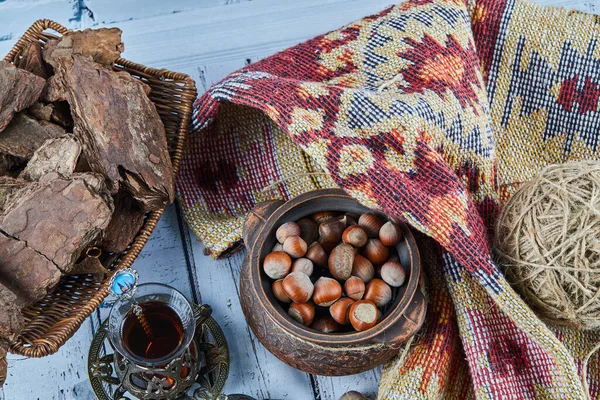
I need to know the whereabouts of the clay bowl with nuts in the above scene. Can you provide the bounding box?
[240,189,426,376]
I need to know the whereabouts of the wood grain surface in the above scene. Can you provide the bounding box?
[0,0,599,398]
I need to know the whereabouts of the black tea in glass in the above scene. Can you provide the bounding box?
[122,301,184,360]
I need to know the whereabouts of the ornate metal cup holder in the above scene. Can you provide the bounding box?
[88,304,229,400]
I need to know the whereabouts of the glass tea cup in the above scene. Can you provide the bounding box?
[108,283,198,398]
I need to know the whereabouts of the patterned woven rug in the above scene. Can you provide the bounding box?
[177,0,600,398]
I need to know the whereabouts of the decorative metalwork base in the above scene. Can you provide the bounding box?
[88,304,229,400]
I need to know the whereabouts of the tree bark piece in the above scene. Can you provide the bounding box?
[14,41,49,79]
[0,176,28,211]
[20,137,81,181]
[0,285,25,343]
[0,113,65,160]
[46,55,174,210]
[0,340,7,386]
[0,61,45,132]
[27,102,54,121]
[0,154,25,177]
[43,28,124,68]
[0,231,61,304]
[50,101,73,130]
[101,192,146,254]
[0,172,114,274]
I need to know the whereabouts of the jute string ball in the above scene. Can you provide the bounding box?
[495,161,600,330]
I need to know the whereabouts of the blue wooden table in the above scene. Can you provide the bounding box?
[0,0,596,398]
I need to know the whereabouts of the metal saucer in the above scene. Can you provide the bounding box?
[88,304,229,400]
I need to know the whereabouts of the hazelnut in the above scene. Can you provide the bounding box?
[387,252,400,263]
[310,316,341,333]
[319,216,346,243]
[380,261,406,287]
[288,301,315,326]
[283,235,308,258]
[348,300,379,331]
[297,218,318,244]
[340,391,367,400]
[342,225,368,247]
[312,211,337,225]
[263,251,292,279]
[364,278,392,307]
[351,255,375,283]
[362,239,389,265]
[346,212,361,220]
[306,242,328,267]
[282,272,314,303]
[344,276,365,301]
[318,236,338,253]
[328,243,355,280]
[330,297,354,325]
[291,258,314,277]
[276,222,301,244]
[272,279,291,303]
[344,213,359,226]
[313,277,342,307]
[271,242,284,252]
[379,221,401,246]
[358,213,383,237]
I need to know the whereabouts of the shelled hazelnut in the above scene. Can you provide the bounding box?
[262,209,408,333]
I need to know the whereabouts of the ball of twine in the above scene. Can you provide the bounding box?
[495,160,600,330]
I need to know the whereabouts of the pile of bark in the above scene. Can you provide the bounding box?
[0,28,174,383]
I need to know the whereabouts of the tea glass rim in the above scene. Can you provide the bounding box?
[108,282,196,367]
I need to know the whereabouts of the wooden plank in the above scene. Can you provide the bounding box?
[70,0,395,87]
[3,317,98,400]
[0,0,87,51]
[315,367,382,400]
[187,239,316,399]
[87,0,252,27]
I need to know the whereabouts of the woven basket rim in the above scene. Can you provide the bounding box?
[4,19,197,358]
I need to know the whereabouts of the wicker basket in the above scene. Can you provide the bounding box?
[3,20,197,358]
